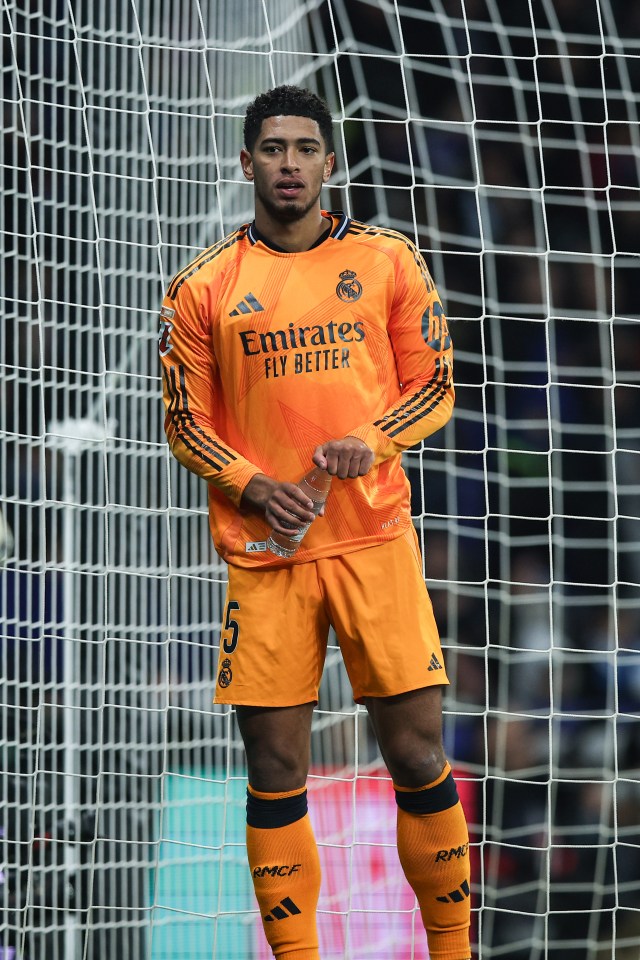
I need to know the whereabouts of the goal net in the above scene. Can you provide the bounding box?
[2,1,639,958]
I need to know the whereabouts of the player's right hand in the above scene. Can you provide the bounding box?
[241,473,316,533]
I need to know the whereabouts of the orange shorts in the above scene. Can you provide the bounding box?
[214,527,448,706]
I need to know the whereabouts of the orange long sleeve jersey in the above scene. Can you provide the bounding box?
[159,212,454,568]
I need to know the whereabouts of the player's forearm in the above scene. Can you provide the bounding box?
[165,417,262,507]
[162,351,264,505]
[348,358,454,463]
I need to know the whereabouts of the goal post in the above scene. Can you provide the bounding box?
[2,1,639,959]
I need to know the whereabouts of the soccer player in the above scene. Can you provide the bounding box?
[160,85,471,960]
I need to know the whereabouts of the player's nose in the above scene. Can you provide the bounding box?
[281,148,299,171]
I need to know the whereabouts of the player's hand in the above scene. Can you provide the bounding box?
[312,437,375,480]
[241,473,316,534]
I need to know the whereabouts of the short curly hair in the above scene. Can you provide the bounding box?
[243,85,334,154]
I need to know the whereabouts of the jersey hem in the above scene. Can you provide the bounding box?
[219,520,411,569]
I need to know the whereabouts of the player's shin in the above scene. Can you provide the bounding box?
[246,785,321,960]
[395,762,471,960]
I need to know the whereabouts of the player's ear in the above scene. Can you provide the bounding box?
[240,148,254,181]
[323,152,335,182]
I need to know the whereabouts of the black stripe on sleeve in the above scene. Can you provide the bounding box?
[375,357,450,438]
[167,228,247,300]
[165,366,236,471]
[176,367,237,465]
[387,383,448,438]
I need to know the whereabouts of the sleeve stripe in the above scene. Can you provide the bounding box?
[165,367,222,471]
[374,378,435,429]
[167,228,246,300]
[175,366,237,464]
[169,422,223,472]
[164,365,237,470]
[167,244,221,301]
[346,221,435,291]
[373,358,445,430]
[386,381,449,438]
[375,357,451,437]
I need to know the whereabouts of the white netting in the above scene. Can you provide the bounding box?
[2,1,639,958]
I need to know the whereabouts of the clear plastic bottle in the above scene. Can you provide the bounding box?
[267,467,332,559]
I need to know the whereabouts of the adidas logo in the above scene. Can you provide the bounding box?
[427,653,443,671]
[436,879,470,903]
[229,292,264,316]
[245,541,267,553]
[263,897,301,922]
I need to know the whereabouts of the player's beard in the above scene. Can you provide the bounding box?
[255,179,323,223]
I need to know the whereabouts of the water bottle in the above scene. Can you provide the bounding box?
[267,467,332,559]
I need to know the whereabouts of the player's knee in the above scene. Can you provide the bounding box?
[247,743,309,792]
[386,740,446,789]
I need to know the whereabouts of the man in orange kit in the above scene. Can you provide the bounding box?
[160,85,471,960]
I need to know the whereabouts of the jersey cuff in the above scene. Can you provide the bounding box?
[217,462,265,508]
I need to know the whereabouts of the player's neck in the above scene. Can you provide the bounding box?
[253,207,330,253]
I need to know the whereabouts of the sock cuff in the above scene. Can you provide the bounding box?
[394,764,460,814]
[246,786,308,828]
[248,784,307,801]
[394,761,451,794]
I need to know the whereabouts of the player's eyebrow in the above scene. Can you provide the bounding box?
[259,136,322,148]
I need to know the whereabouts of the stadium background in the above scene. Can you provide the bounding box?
[2,1,639,958]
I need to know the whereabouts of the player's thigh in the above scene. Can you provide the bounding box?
[236,702,315,791]
[319,528,448,701]
[214,562,330,707]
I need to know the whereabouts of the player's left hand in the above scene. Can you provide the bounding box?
[313,437,375,479]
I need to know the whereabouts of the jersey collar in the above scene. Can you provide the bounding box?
[247,211,351,250]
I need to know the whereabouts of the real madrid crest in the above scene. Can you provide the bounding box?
[218,657,233,688]
[336,269,363,303]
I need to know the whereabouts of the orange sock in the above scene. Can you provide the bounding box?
[246,785,321,960]
[395,763,471,960]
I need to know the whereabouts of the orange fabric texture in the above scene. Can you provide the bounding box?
[214,529,448,706]
[247,812,321,959]
[396,773,471,960]
[160,212,454,568]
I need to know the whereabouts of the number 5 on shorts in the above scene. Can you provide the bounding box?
[222,600,240,653]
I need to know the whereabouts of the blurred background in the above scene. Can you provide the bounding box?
[2,1,639,958]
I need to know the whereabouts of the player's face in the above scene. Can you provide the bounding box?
[241,115,335,223]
